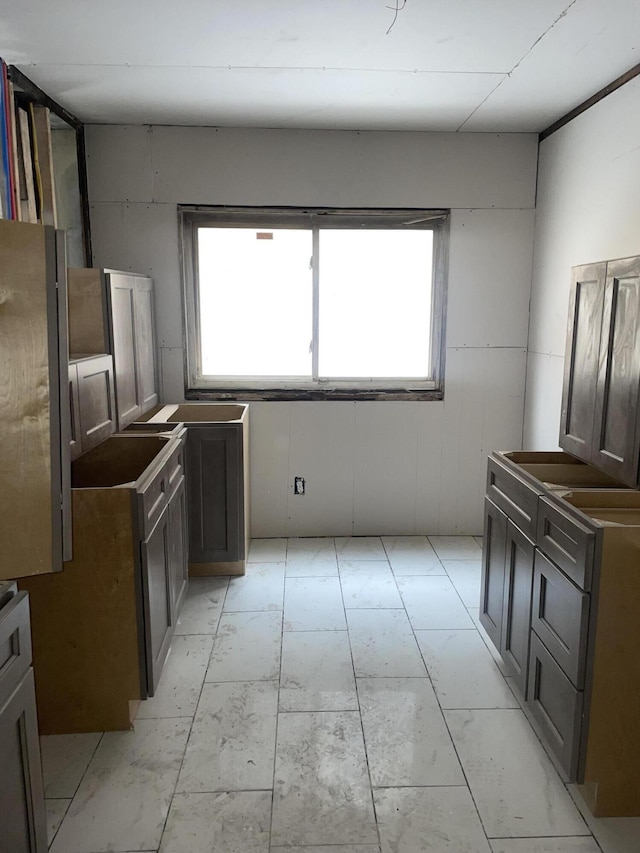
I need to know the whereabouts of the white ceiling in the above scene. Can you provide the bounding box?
[1,0,639,132]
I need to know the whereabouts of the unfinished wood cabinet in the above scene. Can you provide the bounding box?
[67,268,159,430]
[68,354,116,460]
[560,256,640,486]
[481,451,640,816]
[0,220,71,578]
[19,432,188,734]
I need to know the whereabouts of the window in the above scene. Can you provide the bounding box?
[180,207,449,400]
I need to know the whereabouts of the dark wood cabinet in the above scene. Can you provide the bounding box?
[141,505,173,696]
[0,585,47,853]
[0,221,71,578]
[67,268,159,432]
[560,255,640,486]
[168,476,188,620]
[480,499,507,651]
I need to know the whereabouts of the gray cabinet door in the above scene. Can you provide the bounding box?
[75,355,116,454]
[591,256,640,485]
[0,669,47,853]
[480,498,507,652]
[133,277,158,415]
[559,262,606,462]
[500,521,534,697]
[140,506,173,696]
[68,362,82,461]
[168,476,188,621]
[108,273,141,429]
[187,425,243,563]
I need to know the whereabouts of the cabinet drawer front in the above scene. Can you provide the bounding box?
[527,631,583,780]
[137,465,169,541]
[486,456,539,540]
[537,497,595,590]
[532,550,590,689]
[0,590,32,699]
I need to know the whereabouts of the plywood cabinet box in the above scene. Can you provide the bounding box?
[0,220,71,580]
[481,450,640,816]
[19,432,188,734]
[139,403,250,575]
[0,583,47,853]
[67,268,159,430]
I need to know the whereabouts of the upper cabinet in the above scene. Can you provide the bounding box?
[0,220,71,580]
[67,269,159,430]
[560,256,640,487]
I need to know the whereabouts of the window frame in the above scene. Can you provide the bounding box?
[180,205,449,401]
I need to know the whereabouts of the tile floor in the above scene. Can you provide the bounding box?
[40,536,640,853]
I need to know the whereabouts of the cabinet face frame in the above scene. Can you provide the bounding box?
[500,521,534,697]
[480,498,508,651]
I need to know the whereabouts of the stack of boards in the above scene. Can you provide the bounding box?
[0,58,57,226]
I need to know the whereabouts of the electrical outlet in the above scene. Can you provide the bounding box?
[294,476,305,495]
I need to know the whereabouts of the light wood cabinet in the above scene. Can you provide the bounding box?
[67,268,159,431]
[560,256,640,486]
[19,432,188,734]
[0,220,71,579]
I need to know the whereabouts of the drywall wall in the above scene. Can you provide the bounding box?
[86,126,537,535]
[525,77,640,449]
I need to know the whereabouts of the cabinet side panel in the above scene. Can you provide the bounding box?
[0,220,54,579]
[581,530,640,816]
[18,489,142,734]
[67,268,108,354]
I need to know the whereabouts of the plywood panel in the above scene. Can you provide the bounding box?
[0,221,54,578]
[67,267,108,354]
[287,402,355,537]
[19,488,142,734]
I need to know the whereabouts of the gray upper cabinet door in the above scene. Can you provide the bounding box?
[74,354,116,454]
[133,276,159,415]
[559,262,606,462]
[108,273,142,429]
[187,425,244,563]
[591,256,640,485]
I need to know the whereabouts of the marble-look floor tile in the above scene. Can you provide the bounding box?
[272,848,381,853]
[137,635,214,718]
[158,791,271,852]
[40,732,102,798]
[374,786,491,852]
[335,536,387,561]
[49,718,190,853]
[358,678,464,786]
[206,611,282,682]
[442,560,482,607]
[286,537,338,577]
[284,576,347,631]
[382,536,445,575]
[445,709,589,838]
[429,535,483,560]
[339,560,403,609]
[467,607,509,675]
[177,681,278,792]
[271,711,378,847]
[224,563,285,612]
[175,577,228,635]
[568,783,640,853]
[46,799,71,846]
[490,839,600,853]
[415,629,518,709]
[248,537,287,562]
[397,576,474,629]
[280,631,358,712]
[346,609,426,677]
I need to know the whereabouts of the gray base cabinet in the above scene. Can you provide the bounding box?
[481,450,640,817]
[0,585,47,853]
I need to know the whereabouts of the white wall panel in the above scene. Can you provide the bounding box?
[523,353,563,451]
[525,77,640,447]
[159,347,187,403]
[249,402,292,537]
[447,209,535,348]
[286,403,355,538]
[86,125,153,203]
[353,402,420,536]
[148,127,537,210]
[415,403,446,533]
